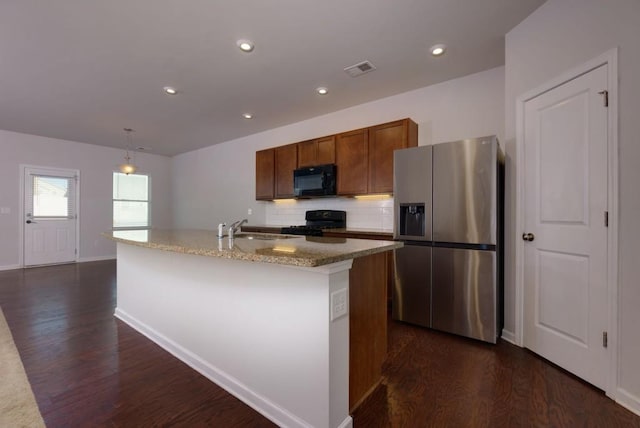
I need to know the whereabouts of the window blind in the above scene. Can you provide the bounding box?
[28,174,76,218]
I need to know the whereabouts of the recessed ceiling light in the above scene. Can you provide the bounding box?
[242,113,253,119]
[316,87,328,95]
[430,44,446,57]
[237,39,254,52]
[163,86,177,95]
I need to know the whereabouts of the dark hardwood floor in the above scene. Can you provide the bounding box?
[1,260,638,427]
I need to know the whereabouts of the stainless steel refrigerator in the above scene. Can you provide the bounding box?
[392,136,504,343]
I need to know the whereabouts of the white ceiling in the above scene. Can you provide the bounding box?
[0,0,545,156]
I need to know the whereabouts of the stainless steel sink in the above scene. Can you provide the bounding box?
[232,233,293,240]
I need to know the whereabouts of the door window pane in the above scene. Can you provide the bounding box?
[33,176,70,217]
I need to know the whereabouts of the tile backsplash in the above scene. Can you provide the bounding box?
[264,197,394,231]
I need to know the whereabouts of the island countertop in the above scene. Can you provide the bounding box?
[104,228,402,268]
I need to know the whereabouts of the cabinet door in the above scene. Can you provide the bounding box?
[336,128,368,195]
[255,148,274,200]
[275,143,298,198]
[315,135,335,165]
[298,136,335,168]
[297,140,317,168]
[368,119,418,194]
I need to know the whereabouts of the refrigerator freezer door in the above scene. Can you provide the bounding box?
[393,146,432,241]
[432,247,497,343]
[433,137,497,245]
[392,244,431,327]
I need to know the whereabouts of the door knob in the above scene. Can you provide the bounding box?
[522,232,535,242]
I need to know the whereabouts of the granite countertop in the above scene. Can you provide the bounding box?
[103,229,401,268]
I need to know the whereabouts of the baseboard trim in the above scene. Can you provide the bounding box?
[0,257,115,271]
[501,328,517,345]
[77,255,116,263]
[114,308,316,428]
[616,387,640,417]
[337,415,354,428]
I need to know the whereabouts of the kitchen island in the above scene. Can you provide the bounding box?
[104,229,401,428]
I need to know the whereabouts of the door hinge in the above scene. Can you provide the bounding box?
[598,90,609,107]
[603,331,608,348]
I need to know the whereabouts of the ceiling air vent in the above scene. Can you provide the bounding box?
[344,60,377,77]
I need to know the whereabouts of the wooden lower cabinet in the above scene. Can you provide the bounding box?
[348,251,388,411]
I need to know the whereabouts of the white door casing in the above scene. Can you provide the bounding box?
[23,166,79,267]
[518,58,614,392]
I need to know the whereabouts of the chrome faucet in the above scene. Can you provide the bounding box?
[217,222,227,238]
[228,219,248,239]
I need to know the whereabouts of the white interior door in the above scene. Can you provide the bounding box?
[523,64,608,389]
[23,167,78,266]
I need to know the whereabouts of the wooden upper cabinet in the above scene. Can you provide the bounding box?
[255,118,418,200]
[315,136,336,165]
[368,119,418,194]
[336,128,369,196]
[274,143,298,198]
[297,136,335,168]
[297,140,316,168]
[255,148,275,200]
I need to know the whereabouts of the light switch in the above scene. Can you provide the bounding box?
[0,207,10,215]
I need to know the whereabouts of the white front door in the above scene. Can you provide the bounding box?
[522,64,609,389]
[23,167,78,266]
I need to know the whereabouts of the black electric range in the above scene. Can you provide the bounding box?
[281,210,346,236]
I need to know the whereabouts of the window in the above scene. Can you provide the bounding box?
[113,172,149,229]
[31,175,75,218]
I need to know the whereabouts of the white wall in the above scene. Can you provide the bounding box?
[505,0,640,411]
[172,66,505,230]
[0,130,172,269]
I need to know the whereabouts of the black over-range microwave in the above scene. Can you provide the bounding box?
[293,164,337,197]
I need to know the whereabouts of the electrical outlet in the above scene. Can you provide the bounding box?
[0,207,10,214]
[331,288,348,321]
[247,208,252,215]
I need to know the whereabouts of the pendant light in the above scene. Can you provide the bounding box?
[119,128,137,175]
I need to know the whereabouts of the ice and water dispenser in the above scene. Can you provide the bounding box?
[398,203,426,238]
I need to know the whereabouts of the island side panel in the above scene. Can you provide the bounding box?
[114,242,352,428]
[349,251,388,411]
